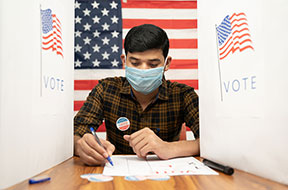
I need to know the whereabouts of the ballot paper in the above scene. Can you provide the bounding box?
[103,155,218,176]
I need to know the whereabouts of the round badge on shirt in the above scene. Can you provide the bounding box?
[116,117,130,131]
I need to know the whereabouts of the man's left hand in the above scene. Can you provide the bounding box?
[123,127,172,159]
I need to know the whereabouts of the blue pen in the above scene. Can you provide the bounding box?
[90,127,114,166]
[29,176,51,184]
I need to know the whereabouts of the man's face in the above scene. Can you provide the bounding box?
[122,49,168,70]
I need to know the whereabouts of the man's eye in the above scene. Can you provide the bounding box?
[149,63,158,68]
[131,62,140,66]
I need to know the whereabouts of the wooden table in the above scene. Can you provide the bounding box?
[8,156,288,190]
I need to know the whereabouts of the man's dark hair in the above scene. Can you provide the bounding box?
[124,24,169,58]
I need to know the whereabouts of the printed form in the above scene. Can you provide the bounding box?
[103,155,218,176]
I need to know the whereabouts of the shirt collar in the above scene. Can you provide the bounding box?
[120,78,169,101]
[158,79,169,101]
[120,79,131,95]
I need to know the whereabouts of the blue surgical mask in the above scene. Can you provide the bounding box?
[125,66,165,95]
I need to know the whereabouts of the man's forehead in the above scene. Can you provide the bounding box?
[126,49,164,60]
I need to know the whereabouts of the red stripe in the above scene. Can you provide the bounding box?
[220,44,254,60]
[121,1,197,9]
[230,12,246,21]
[122,39,197,49]
[170,39,197,49]
[122,19,197,29]
[169,59,198,69]
[55,44,63,51]
[52,14,62,26]
[53,20,62,32]
[43,33,53,40]
[74,80,99,90]
[231,22,248,31]
[230,18,248,26]
[74,101,85,111]
[53,30,63,40]
[170,80,198,89]
[42,38,54,45]
[56,50,64,58]
[42,45,54,50]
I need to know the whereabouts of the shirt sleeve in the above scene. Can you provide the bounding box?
[183,89,199,139]
[74,80,105,137]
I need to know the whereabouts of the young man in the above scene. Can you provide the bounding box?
[74,24,199,166]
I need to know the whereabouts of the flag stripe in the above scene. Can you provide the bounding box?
[75,101,85,111]
[230,12,246,20]
[169,59,198,69]
[121,1,197,9]
[123,28,198,39]
[122,8,196,19]
[122,19,197,29]
[122,39,197,49]
[170,39,197,49]
[75,80,99,90]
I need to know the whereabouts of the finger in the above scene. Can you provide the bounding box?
[85,135,108,158]
[135,141,149,159]
[101,139,115,157]
[134,137,149,153]
[129,128,149,139]
[123,135,131,141]
[81,138,106,162]
[130,133,146,148]
[83,134,105,152]
[79,149,103,166]
[139,143,152,158]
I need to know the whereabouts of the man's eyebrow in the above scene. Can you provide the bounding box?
[128,57,139,61]
[128,57,161,62]
[148,58,161,62]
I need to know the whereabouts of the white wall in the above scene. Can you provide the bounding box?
[199,0,288,185]
[0,0,74,188]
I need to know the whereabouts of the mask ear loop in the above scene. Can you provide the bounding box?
[163,56,168,70]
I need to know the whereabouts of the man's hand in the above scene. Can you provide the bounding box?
[74,134,115,166]
[123,127,172,160]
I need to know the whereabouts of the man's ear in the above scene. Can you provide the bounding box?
[164,56,172,71]
[120,54,126,67]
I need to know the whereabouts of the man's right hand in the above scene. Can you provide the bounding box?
[74,134,115,166]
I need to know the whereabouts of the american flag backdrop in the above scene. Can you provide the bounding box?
[41,9,63,57]
[74,0,198,131]
[216,12,254,60]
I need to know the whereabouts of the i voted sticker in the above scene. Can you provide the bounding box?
[124,176,147,181]
[116,117,130,131]
[88,175,113,182]
[147,175,170,181]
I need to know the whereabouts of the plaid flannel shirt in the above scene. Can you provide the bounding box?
[74,77,199,154]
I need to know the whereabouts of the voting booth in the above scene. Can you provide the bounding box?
[198,0,288,185]
[0,0,74,188]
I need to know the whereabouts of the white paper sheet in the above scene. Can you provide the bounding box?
[103,155,218,176]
